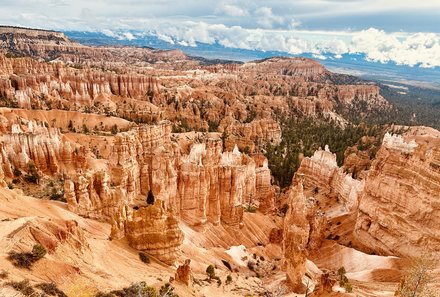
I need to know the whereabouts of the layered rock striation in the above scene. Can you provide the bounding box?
[0,119,84,178]
[0,54,161,108]
[105,122,275,227]
[282,176,310,293]
[297,145,364,211]
[354,129,440,257]
[124,200,184,265]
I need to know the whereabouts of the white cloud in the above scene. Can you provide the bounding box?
[101,29,136,41]
[155,23,440,67]
[349,28,440,67]
[157,33,174,44]
[312,54,327,60]
[215,2,248,17]
[289,19,301,29]
[71,20,440,68]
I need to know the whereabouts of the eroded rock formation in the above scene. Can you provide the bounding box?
[0,53,162,109]
[175,259,193,286]
[124,200,184,265]
[297,145,364,211]
[0,118,85,177]
[354,129,440,257]
[282,177,310,293]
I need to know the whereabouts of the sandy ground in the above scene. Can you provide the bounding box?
[1,187,438,297]
[0,187,287,296]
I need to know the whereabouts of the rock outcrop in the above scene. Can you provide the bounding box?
[242,57,329,82]
[282,177,310,293]
[124,200,184,265]
[354,129,440,257]
[103,122,274,227]
[175,259,193,286]
[0,119,84,177]
[6,217,89,255]
[297,145,364,211]
[64,171,130,221]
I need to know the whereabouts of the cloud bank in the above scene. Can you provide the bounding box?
[103,22,439,68]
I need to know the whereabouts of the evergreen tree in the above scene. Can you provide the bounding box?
[146,190,155,205]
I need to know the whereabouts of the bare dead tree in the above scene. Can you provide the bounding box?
[397,253,438,297]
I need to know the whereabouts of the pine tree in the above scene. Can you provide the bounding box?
[146,190,155,205]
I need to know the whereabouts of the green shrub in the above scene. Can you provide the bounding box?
[8,252,35,269]
[24,162,39,184]
[36,282,67,297]
[82,124,89,134]
[279,204,289,217]
[13,167,22,177]
[337,266,353,293]
[208,120,219,132]
[32,244,47,260]
[344,282,353,293]
[337,266,346,280]
[50,188,66,202]
[225,275,232,285]
[111,124,119,135]
[0,269,9,279]
[206,265,216,280]
[100,282,159,297]
[159,283,178,297]
[6,279,36,296]
[68,120,75,132]
[244,204,257,213]
[8,244,47,269]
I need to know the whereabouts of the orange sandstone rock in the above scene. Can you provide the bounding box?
[125,200,184,265]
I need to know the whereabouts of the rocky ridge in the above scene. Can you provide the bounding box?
[0,26,188,65]
[354,128,440,257]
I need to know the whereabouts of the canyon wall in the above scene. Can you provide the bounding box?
[104,122,274,227]
[354,129,440,257]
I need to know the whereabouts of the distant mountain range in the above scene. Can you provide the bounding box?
[65,30,440,90]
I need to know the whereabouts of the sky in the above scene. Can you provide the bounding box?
[1,0,439,67]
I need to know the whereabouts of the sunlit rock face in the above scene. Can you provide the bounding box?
[282,177,310,293]
[297,145,364,211]
[103,122,274,227]
[354,128,440,257]
[0,119,85,178]
[0,52,162,108]
[124,200,184,265]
